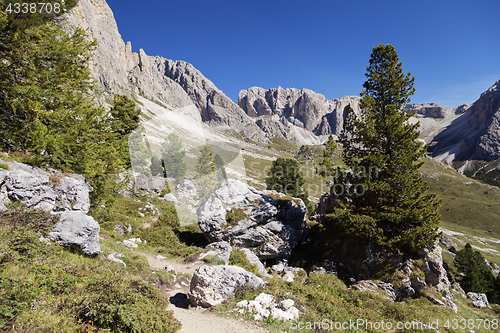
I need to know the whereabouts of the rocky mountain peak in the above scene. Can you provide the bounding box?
[404,103,455,119]
[238,86,360,144]
[64,1,500,156]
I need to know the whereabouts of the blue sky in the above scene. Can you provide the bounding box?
[106,0,499,109]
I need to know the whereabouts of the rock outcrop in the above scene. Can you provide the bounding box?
[204,241,232,265]
[419,244,451,292]
[0,159,100,255]
[404,103,456,119]
[351,280,397,301]
[0,160,92,213]
[130,51,266,141]
[236,293,300,321]
[188,265,265,307]
[404,103,465,144]
[133,174,168,197]
[467,292,490,308]
[62,0,137,99]
[197,179,307,259]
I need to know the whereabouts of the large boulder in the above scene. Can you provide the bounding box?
[351,280,397,301]
[0,160,91,213]
[48,211,101,256]
[175,179,197,200]
[197,179,307,259]
[188,265,265,307]
[133,174,167,197]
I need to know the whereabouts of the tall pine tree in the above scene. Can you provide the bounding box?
[128,127,151,176]
[213,154,227,181]
[150,155,164,177]
[109,94,141,168]
[317,134,338,178]
[162,133,186,179]
[195,145,218,199]
[0,2,128,199]
[196,146,215,176]
[453,243,495,295]
[338,44,441,253]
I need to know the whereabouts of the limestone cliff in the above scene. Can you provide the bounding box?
[238,87,360,137]
[62,0,137,97]
[63,0,265,141]
[429,80,500,163]
[403,103,467,144]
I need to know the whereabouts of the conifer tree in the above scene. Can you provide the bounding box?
[196,146,215,176]
[338,44,441,253]
[110,95,141,135]
[162,133,186,179]
[150,155,164,177]
[109,94,141,167]
[213,154,227,180]
[0,19,98,161]
[266,158,312,213]
[0,2,128,199]
[317,134,338,178]
[491,275,500,305]
[453,243,495,295]
[128,128,151,175]
[195,146,219,199]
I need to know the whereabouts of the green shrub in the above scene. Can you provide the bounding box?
[229,248,258,275]
[0,210,180,332]
[225,208,249,227]
[0,163,8,170]
[202,255,225,266]
[160,183,171,196]
[0,204,55,233]
[81,277,178,332]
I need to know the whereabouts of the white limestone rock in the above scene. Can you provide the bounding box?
[198,179,307,259]
[48,211,101,256]
[188,265,265,308]
[107,252,126,267]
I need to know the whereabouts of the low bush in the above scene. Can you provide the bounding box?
[0,210,180,332]
[229,248,259,275]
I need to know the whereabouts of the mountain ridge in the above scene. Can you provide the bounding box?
[429,80,500,166]
[64,0,500,163]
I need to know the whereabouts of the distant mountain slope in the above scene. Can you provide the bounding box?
[405,103,469,143]
[238,87,359,141]
[238,86,464,145]
[429,80,500,165]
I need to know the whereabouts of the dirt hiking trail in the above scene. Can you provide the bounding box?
[136,251,270,333]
